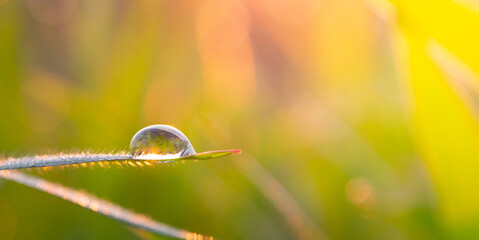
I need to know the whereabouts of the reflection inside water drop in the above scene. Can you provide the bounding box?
[129,125,196,160]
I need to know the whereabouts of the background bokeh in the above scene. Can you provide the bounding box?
[1,0,478,239]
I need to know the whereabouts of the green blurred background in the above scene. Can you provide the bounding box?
[1,0,479,239]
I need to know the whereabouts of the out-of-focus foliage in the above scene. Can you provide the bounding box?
[0,0,478,239]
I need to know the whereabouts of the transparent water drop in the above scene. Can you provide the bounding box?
[129,125,196,160]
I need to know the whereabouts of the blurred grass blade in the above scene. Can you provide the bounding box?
[428,40,479,95]
[393,13,479,233]
[236,155,329,240]
[390,0,479,80]
[0,170,211,240]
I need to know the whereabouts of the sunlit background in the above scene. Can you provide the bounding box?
[1,0,479,239]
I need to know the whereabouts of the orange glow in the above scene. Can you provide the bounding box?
[197,0,250,50]
[261,0,320,25]
[345,177,376,210]
[114,161,124,169]
[196,0,256,111]
[185,232,211,240]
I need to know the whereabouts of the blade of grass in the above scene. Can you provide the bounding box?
[0,170,211,240]
[0,150,241,171]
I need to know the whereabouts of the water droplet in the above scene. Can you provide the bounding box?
[129,125,196,160]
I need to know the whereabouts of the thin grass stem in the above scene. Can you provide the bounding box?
[236,155,330,240]
[0,170,211,240]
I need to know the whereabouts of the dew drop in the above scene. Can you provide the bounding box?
[129,125,196,160]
